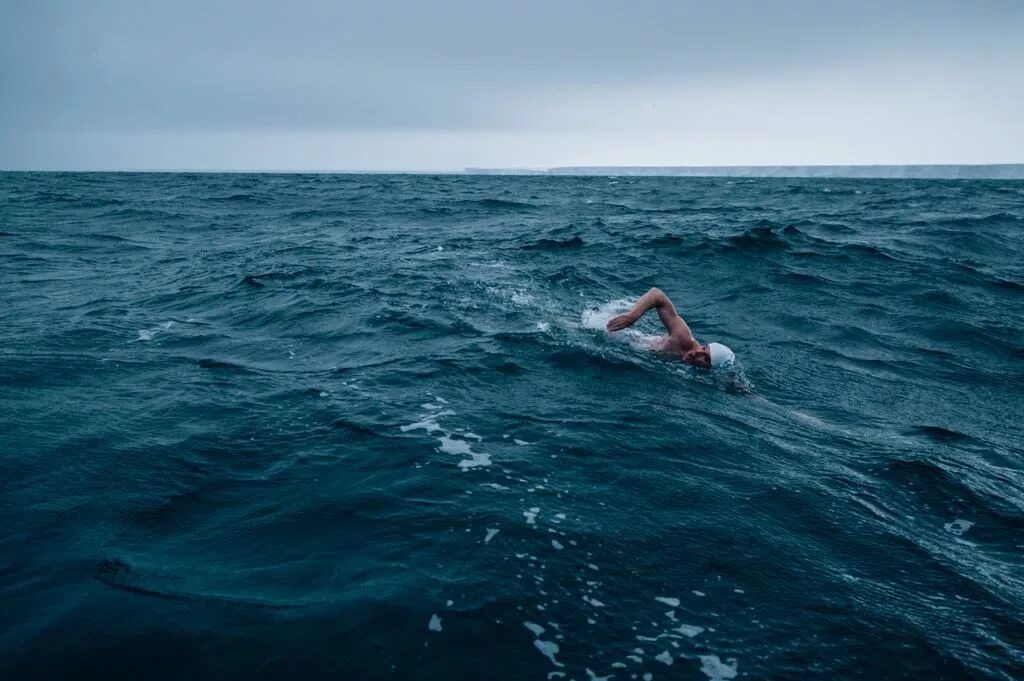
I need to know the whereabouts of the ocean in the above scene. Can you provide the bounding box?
[1,172,1022,680]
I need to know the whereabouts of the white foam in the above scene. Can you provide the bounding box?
[551,540,564,550]
[438,435,472,455]
[488,285,536,306]
[944,519,974,536]
[524,508,540,524]
[534,639,564,667]
[675,624,704,638]
[401,410,455,433]
[428,614,442,632]
[536,321,551,332]
[136,329,156,341]
[524,621,546,637]
[457,453,491,470]
[583,596,606,607]
[643,674,653,681]
[485,528,500,544]
[699,655,738,680]
[791,410,827,427]
[581,299,633,331]
[514,439,531,446]
[655,651,674,666]
[655,597,680,607]
[586,669,613,681]
[693,590,705,597]
[627,655,643,664]
[437,435,492,470]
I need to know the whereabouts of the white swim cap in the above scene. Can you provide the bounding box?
[707,342,735,368]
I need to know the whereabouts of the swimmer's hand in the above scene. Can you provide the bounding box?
[606,313,638,332]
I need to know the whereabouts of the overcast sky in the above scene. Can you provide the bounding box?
[2,0,1022,170]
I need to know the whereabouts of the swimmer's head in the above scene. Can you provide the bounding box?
[683,342,735,370]
[707,342,736,369]
[682,346,711,368]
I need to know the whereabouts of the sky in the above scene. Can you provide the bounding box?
[1,0,1023,171]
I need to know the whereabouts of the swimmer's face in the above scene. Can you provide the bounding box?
[683,346,711,369]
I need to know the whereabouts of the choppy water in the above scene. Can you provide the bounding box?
[2,172,1022,680]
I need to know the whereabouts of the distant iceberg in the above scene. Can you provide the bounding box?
[465,164,1024,179]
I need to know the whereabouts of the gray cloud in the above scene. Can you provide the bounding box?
[2,0,1022,168]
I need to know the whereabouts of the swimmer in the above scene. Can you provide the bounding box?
[606,287,735,369]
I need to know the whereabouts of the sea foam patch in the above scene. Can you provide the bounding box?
[401,405,492,470]
[133,321,174,342]
[581,299,632,331]
[944,519,974,536]
[524,621,564,668]
[699,655,738,680]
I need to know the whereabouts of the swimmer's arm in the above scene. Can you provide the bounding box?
[607,287,692,339]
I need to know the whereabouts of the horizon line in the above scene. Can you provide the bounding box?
[2,162,1023,175]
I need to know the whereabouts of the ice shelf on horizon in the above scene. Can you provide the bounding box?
[464,164,1024,179]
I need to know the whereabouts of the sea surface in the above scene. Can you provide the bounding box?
[1,172,1022,680]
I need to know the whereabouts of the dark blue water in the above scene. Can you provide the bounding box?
[2,172,1022,680]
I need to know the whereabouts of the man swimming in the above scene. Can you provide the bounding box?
[606,287,735,369]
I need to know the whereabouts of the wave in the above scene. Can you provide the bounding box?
[879,457,1024,530]
[202,192,270,204]
[775,270,836,286]
[695,222,798,254]
[239,268,326,288]
[284,208,342,220]
[698,221,870,256]
[839,242,898,262]
[13,190,127,208]
[520,235,585,250]
[989,277,1024,291]
[905,425,975,442]
[911,289,965,308]
[948,260,1024,292]
[95,558,293,609]
[544,347,642,373]
[241,275,266,288]
[936,212,1023,229]
[463,198,539,211]
[646,234,686,247]
[102,207,186,221]
[196,358,250,371]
